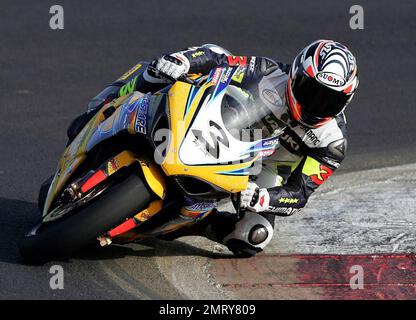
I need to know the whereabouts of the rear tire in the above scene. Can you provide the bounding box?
[19,173,152,264]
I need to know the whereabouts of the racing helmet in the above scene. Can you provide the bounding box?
[287,40,359,128]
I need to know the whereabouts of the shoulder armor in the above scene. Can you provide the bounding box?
[327,138,347,159]
[260,57,279,76]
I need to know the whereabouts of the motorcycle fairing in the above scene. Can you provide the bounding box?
[42,92,159,216]
[161,66,264,194]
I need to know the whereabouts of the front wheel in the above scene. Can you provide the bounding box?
[19,173,152,264]
[38,174,54,213]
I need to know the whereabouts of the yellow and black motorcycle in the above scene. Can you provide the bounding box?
[19,64,280,263]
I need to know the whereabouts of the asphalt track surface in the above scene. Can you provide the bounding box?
[0,0,415,299]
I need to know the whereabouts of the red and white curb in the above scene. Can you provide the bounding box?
[155,163,416,299]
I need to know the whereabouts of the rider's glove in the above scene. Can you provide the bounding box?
[155,53,190,80]
[240,182,270,212]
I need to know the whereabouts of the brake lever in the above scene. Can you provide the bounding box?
[178,74,196,85]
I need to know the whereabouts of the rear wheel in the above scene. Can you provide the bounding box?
[19,173,152,264]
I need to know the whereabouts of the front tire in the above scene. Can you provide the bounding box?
[19,173,152,264]
[38,175,54,213]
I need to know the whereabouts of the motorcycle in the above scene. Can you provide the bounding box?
[19,63,280,263]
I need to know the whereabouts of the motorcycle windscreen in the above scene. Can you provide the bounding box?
[221,86,284,142]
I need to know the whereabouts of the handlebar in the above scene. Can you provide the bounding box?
[147,65,196,86]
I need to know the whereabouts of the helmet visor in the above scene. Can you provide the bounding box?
[291,72,350,118]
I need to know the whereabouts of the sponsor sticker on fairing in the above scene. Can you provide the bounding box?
[262,137,279,147]
[221,67,233,83]
[211,68,223,85]
[259,149,276,157]
[135,95,150,135]
[118,63,142,81]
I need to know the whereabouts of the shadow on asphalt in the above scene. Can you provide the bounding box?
[0,197,229,265]
[73,238,229,261]
[0,197,39,264]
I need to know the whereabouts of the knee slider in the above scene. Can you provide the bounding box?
[223,211,274,257]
